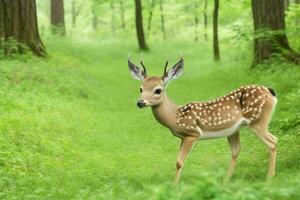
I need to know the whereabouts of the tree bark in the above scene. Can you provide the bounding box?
[51,0,65,35]
[135,0,148,49]
[251,0,299,66]
[203,0,208,41]
[0,0,46,56]
[159,0,166,40]
[120,0,125,29]
[213,0,220,61]
[284,0,289,10]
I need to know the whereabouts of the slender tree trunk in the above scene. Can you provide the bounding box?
[147,0,156,33]
[252,0,299,66]
[92,16,98,30]
[194,2,199,42]
[284,0,290,10]
[72,0,81,28]
[120,0,125,29]
[110,0,115,34]
[92,8,98,30]
[72,0,76,27]
[135,0,148,49]
[213,0,220,61]
[203,0,208,41]
[51,0,65,35]
[159,0,166,40]
[0,0,46,56]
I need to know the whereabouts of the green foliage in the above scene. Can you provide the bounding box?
[0,37,31,58]
[36,0,255,42]
[286,3,300,51]
[0,36,300,199]
[137,173,300,200]
[1,1,300,199]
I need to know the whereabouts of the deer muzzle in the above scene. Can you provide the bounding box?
[137,100,146,108]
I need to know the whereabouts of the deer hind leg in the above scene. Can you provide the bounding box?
[224,131,241,183]
[248,93,277,178]
[250,123,277,178]
[174,136,198,184]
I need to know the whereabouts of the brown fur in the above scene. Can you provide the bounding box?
[132,71,277,183]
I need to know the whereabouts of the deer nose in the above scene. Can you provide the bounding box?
[137,100,146,108]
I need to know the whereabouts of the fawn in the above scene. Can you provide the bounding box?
[128,56,277,183]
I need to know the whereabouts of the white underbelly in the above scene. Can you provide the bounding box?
[199,118,249,140]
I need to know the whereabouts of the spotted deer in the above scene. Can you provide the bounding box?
[128,56,278,183]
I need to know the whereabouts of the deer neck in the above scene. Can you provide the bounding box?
[151,94,179,131]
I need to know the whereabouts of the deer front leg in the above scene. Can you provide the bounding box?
[224,131,240,184]
[174,136,198,184]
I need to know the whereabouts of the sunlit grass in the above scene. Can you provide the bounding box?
[0,37,300,199]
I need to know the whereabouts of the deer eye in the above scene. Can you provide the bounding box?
[154,89,162,95]
[140,88,143,93]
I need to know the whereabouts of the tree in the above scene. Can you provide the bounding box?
[159,0,166,40]
[72,0,82,28]
[119,0,125,29]
[203,0,208,41]
[284,0,289,10]
[92,7,98,30]
[194,1,199,42]
[91,0,99,30]
[110,0,115,34]
[213,0,220,61]
[252,0,299,66]
[134,0,148,49]
[0,0,46,56]
[51,0,65,35]
[147,0,156,33]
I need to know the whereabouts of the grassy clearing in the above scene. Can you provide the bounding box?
[0,37,300,199]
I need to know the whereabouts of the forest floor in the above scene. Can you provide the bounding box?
[1,37,300,199]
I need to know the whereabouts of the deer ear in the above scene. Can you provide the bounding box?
[162,58,184,84]
[128,60,146,81]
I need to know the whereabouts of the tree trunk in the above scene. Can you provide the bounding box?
[72,0,76,27]
[92,6,98,30]
[159,0,166,40]
[110,0,115,34]
[120,0,125,29]
[135,0,148,49]
[51,0,65,35]
[0,0,46,56]
[251,0,299,66]
[203,0,208,41]
[72,0,81,28]
[213,0,220,61]
[284,0,289,10]
[194,2,199,42]
[147,0,156,33]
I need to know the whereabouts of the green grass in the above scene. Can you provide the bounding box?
[1,37,300,199]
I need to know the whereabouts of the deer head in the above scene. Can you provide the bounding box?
[128,55,184,108]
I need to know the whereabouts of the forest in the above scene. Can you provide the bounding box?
[0,0,300,199]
